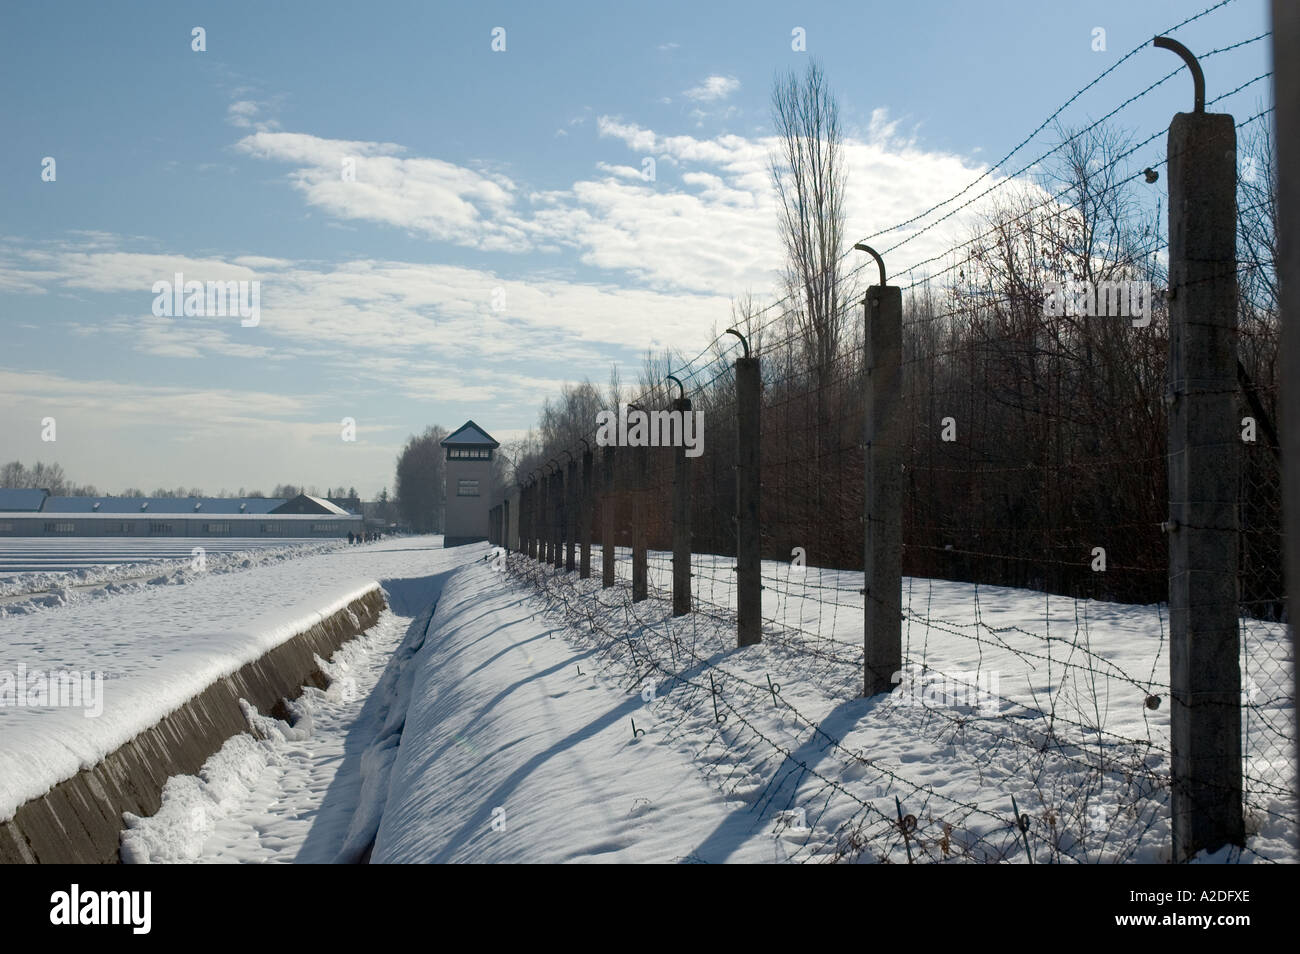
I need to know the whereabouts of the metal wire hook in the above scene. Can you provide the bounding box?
[1153,36,1205,113]
[854,243,887,287]
[724,327,750,358]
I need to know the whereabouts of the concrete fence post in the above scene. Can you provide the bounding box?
[534,479,543,561]
[566,457,578,572]
[529,480,536,560]
[632,442,648,602]
[672,396,693,616]
[520,484,529,558]
[520,484,530,558]
[864,280,903,696]
[580,448,594,579]
[541,471,551,564]
[552,466,565,570]
[528,481,538,560]
[1166,102,1244,859]
[535,479,544,561]
[602,446,616,587]
[736,355,762,646]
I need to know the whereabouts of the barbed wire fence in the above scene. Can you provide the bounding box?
[489,5,1293,863]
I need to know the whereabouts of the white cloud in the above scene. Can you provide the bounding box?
[10,107,1019,337]
[0,241,733,369]
[594,117,659,153]
[0,237,748,492]
[684,75,740,102]
[226,99,280,131]
[594,162,648,181]
[227,100,259,127]
[76,315,278,361]
[222,116,1015,301]
[0,95,1056,496]
[236,131,526,251]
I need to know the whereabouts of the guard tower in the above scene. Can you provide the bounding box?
[440,420,499,546]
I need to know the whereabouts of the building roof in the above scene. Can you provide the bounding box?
[2,511,356,522]
[269,493,351,515]
[0,488,49,512]
[40,496,287,514]
[440,420,499,448]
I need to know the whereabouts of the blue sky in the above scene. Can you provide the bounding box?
[0,0,1272,496]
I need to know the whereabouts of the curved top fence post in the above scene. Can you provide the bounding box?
[854,243,887,287]
[1153,36,1205,113]
[724,327,750,358]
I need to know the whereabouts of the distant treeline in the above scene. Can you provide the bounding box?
[508,119,1282,615]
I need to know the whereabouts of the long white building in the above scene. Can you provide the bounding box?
[0,490,363,538]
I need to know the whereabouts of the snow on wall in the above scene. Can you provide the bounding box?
[0,539,433,822]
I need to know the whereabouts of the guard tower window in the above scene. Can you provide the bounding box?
[457,479,480,497]
[447,447,492,460]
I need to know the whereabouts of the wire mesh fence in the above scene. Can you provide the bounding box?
[1236,365,1291,838]
[489,6,1293,863]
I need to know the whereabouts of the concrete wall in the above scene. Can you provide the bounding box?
[0,586,386,864]
[444,457,493,546]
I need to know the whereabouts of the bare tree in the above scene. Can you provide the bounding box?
[1,460,97,495]
[394,425,449,532]
[769,60,848,384]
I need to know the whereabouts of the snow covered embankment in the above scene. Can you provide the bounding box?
[112,545,472,863]
[371,558,782,863]
[118,604,429,864]
[0,586,385,863]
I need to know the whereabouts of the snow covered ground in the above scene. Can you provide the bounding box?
[371,558,787,863]
[0,537,348,617]
[0,537,329,578]
[7,532,1286,863]
[0,534,471,823]
[132,546,1290,863]
[122,551,803,863]
[504,549,1295,863]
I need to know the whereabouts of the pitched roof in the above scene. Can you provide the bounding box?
[440,420,499,447]
[301,494,350,515]
[0,488,49,512]
[269,493,351,515]
[40,496,286,514]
